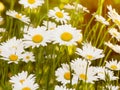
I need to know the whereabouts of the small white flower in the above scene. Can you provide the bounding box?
[108,28,120,41]
[21,52,35,63]
[6,10,30,24]
[76,42,104,61]
[107,5,120,28]
[55,64,71,85]
[96,67,118,81]
[55,85,74,90]
[73,66,98,83]
[19,0,44,9]
[0,28,5,33]
[48,7,70,24]
[105,59,120,71]
[94,14,109,25]
[105,42,120,54]
[23,26,51,48]
[52,25,82,46]
[0,16,3,22]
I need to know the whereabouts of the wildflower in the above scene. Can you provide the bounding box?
[0,28,5,33]
[6,10,30,24]
[64,3,89,13]
[105,59,120,71]
[55,85,74,90]
[10,71,39,90]
[9,71,35,85]
[0,37,24,64]
[76,42,104,61]
[52,25,82,46]
[73,66,98,83]
[55,64,71,85]
[107,5,120,28]
[94,14,109,25]
[108,28,120,41]
[21,52,35,63]
[105,42,120,54]
[19,0,44,9]
[48,7,70,24]
[96,67,118,81]
[23,26,51,48]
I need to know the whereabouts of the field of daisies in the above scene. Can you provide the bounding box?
[0,0,120,90]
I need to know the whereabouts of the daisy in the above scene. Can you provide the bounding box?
[12,80,39,90]
[76,42,104,61]
[0,37,24,64]
[64,3,89,13]
[23,26,51,48]
[71,58,91,72]
[94,14,109,25]
[43,21,57,30]
[55,63,71,85]
[96,67,118,81]
[18,0,44,9]
[9,71,35,85]
[105,42,120,54]
[73,66,98,83]
[107,5,120,28]
[21,52,35,63]
[55,85,74,90]
[48,7,70,24]
[105,59,120,71]
[52,25,82,46]
[6,10,30,24]
[108,28,120,41]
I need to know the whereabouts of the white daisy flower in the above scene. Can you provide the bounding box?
[105,59,120,71]
[12,80,39,90]
[52,25,82,46]
[76,42,104,61]
[55,63,71,85]
[23,26,51,48]
[9,71,35,85]
[21,52,35,63]
[104,85,119,90]
[19,0,44,9]
[48,7,70,24]
[94,14,109,25]
[96,67,118,81]
[73,66,98,83]
[43,21,57,30]
[6,10,30,24]
[71,58,91,72]
[108,28,120,41]
[105,42,120,54]
[0,37,24,64]
[107,5,120,28]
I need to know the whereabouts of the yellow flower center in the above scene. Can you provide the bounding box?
[110,65,118,70]
[86,55,93,60]
[32,34,43,43]
[19,79,25,84]
[15,14,22,19]
[28,0,35,4]
[55,12,64,18]
[79,74,87,80]
[9,54,18,61]
[22,87,31,90]
[64,72,70,80]
[26,56,30,60]
[61,32,73,41]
